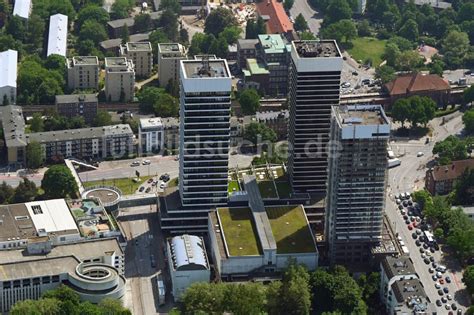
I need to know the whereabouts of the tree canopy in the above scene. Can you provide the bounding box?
[392,96,437,128]
[41,165,78,199]
[26,141,44,169]
[244,122,277,145]
[137,87,179,117]
[463,108,474,134]
[204,7,238,37]
[239,89,261,115]
[432,135,470,165]
[463,265,474,295]
[294,14,308,32]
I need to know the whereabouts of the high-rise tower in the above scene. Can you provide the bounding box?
[326,105,390,264]
[287,40,343,194]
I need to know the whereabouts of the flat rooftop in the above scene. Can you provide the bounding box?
[258,34,287,54]
[55,94,98,104]
[0,105,26,148]
[140,117,163,129]
[126,42,152,51]
[182,59,229,79]
[293,40,340,58]
[0,238,123,264]
[339,105,389,126]
[27,124,132,143]
[217,207,262,256]
[391,278,427,303]
[266,206,316,254]
[0,256,79,281]
[71,56,98,65]
[0,203,37,242]
[158,43,185,53]
[105,57,131,67]
[382,256,416,279]
[25,199,78,235]
[0,49,17,88]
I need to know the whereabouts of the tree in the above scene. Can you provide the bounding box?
[299,31,317,40]
[179,28,189,44]
[463,108,474,134]
[11,298,61,315]
[325,0,352,24]
[153,93,179,117]
[0,182,14,204]
[38,77,63,104]
[99,298,131,314]
[375,65,396,84]
[429,58,445,76]
[277,263,312,315]
[357,19,371,36]
[392,98,411,127]
[463,265,474,295]
[93,110,112,127]
[219,26,241,45]
[284,0,295,11]
[180,282,226,314]
[30,113,45,132]
[294,13,308,31]
[321,19,356,43]
[209,36,228,58]
[464,85,474,105]
[158,9,179,41]
[159,0,181,14]
[395,51,423,71]
[245,17,266,39]
[239,89,260,115]
[41,165,78,199]
[398,18,419,41]
[12,178,38,203]
[383,43,401,67]
[441,30,469,68]
[47,0,76,20]
[134,13,152,32]
[204,7,238,37]
[433,135,469,165]
[137,87,164,113]
[452,168,474,205]
[80,20,107,44]
[244,122,277,145]
[121,24,130,44]
[26,141,44,169]
[111,0,133,19]
[76,5,109,30]
[410,96,436,127]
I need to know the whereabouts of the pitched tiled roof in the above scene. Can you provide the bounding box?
[256,0,293,34]
[385,73,450,96]
[430,159,474,181]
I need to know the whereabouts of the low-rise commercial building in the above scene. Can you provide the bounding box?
[166,234,210,299]
[13,0,32,19]
[47,14,68,57]
[105,57,135,102]
[157,43,187,87]
[139,117,164,154]
[425,159,474,195]
[208,175,318,280]
[67,56,99,90]
[0,238,125,312]
[55,94,98,124]
[0,49,17,105]
[120,42,153,78]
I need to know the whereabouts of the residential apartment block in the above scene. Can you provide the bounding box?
[0,50,17,105]
[163,117,179,152]
[55,94,98,124]
[67,56,99,90]
[47,14,68,57]
[120,42,153,78]
[287,40,343,194]
[139,117,164,154]
[425,159,474,195]
[326,105,390,264]
[237,39,258,69]
[13,0,32,19]
[104,57,135,102]
[157,43,187,87]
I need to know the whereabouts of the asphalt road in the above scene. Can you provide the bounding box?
[385,112,470,313]
[289,0,323,35]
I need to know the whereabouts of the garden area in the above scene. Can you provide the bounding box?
[347,37,386,67]
[83,176,153,195]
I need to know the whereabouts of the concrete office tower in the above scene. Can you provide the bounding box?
[67,56,99,90]
[326,105,390,264]
[104,57,135,102]
[287,40,343,194]
[177,57,232,230]
[0,50,17,105]
[120,42,153,78]
[157,43,187,87]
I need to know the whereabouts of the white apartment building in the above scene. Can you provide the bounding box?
[326,105,390,264]
[287,40,343,194]
[13,0,32,19]
[120,42,153,78]
[67,56,99,90]
[47,14,68,57]
[0,50,17,105]
[139,117,164,154]
[157,43,187,87]
[105,57,135,102]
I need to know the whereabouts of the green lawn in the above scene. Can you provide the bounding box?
[266,206,316,254]
[228,180,240,193]
[72,209,86,218]
[258,181,278,199]
[218,207,262,256]
[83,176,153,195]
[168,177,179,188]
[275,181,291,198]
[348,37,387,67]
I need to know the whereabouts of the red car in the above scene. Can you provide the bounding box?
[408,224,413,230]
[147,178,154,183]
[413,221,418,227]
[439,279,445,284]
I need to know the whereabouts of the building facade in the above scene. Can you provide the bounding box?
[287,40,343,194]
[67,56,99,90]
[104,57,135,102]
[237,39,258,70]
[0,50,17,105]
[162,117,179,152]
[157,43,187,87]
[139,117,164,154]
[326,105,390,264]
[47,14,68,57]
[120,42,153,78]
[55,94,98,124]
[425,159,474,195]
[256,110,289,140]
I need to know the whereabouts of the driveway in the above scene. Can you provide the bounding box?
[289,0,323,34]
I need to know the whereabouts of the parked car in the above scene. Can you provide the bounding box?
[445,276,451,283]
[436,300,442,307]
[160,183,165,189]
[142,160,151,165]
[438,289,444,296]
[131,161,140,166]
[145,187,151,193]
[443,287,449,293]
[147,178,154,183]
[417,151,424,157]
[139,186,145,192]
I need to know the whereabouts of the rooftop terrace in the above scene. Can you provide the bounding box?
[338,105,389,126]
[182,59,229,79]
[293,40,340,58]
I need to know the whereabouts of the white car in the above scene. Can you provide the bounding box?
[159,183,166,189]
[341,82,351,88]
[130,161,140,166]
[417,152,424,157]
[142,160,151,165]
